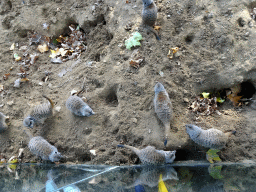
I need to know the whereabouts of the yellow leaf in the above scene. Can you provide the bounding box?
[37,43,49,53]
[154,26,162,31]
[202,92,210,98]
[158,174,168,192]
[8,164,17,170]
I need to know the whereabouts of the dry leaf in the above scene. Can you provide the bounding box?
[3,73,10,80]
[154,26,162,31]
[37,43,49,53]
[227,95,242,106]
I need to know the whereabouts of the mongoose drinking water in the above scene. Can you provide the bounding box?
[117,145,176,164]
[142,0,160,40]
[66,95,95,117]
[185,124,236,149]
[23,95,54,128]
[24,129,62,162]
[0,112,8,132]
[154,82,173,146]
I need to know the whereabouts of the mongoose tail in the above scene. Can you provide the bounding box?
[224,130,236,137]
[117,144,139,153]
[145,25,160,40]
[164,124,170,147]
[42,95,54,108]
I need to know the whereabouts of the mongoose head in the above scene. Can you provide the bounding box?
[49,147,63,162]
[142,0,154,7]
[186,124,202,140]
[23,116,35,128]
[79,105,95,117]
[154,82,166,94]
[164,150,176,163]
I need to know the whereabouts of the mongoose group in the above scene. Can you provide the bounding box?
[0,0,236,164]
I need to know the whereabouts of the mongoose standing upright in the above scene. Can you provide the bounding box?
[142,0,160,40]
[66,95,95,117]
[0,112,8,132]
[23,95,54,128]
[24,129,63,162]
[117,145,176,164]
[154,82,173,146]
[185,124,236,149]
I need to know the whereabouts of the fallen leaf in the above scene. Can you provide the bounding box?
[217,97,225,103]
[37,43,49,53]
[227,95,242,106]
[202,92,210,98]
[3,73,10,80]
[154,25,162,31]
[158,174,168,192]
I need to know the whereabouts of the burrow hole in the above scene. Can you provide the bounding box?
[185,34,194,44]
[105,85,119,107]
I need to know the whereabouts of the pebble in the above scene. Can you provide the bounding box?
[183,98,189,103]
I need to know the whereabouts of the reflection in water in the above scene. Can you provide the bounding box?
[0,162,256,191]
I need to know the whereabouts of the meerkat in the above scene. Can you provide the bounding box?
[23,95,54,128]
[0,112,8,132]
[154,82,173,146]
[24,128,62,162]
[117,145,176,164]
[141,0,160,40]
[66,95,95,117]
[185,124,236,149]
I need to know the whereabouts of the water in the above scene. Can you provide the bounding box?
[0,161,256,192]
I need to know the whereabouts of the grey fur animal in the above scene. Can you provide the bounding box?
[186,124,236,149]
[0,112,8,132]
[117,145,176,164]
[23,95,54,128]
[154,82,173,146]
[66,95,95,117]
[141,0,160,40]
[28,136,62,162]
[126,166,178,188]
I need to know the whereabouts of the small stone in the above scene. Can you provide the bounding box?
[7,101,14,106]
[131,118,137,124]
[183,98,189,103]
[55,106,61,112]
[90,150,96,156]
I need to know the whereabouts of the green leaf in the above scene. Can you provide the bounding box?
[125,32,143,50]
[208,165,224,179]
[206,149,222,163]
[217,97,225,103]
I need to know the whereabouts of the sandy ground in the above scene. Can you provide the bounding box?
[0,0,256,165]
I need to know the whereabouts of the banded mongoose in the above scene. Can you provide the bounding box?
[154,82,173,146]
[0,112,8,132]
[117,145,176,164]
[185,124,236,149]
[24,129,62,162]
[142,0,160,40]
[23,95,54,128]
[66,95,95,117]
